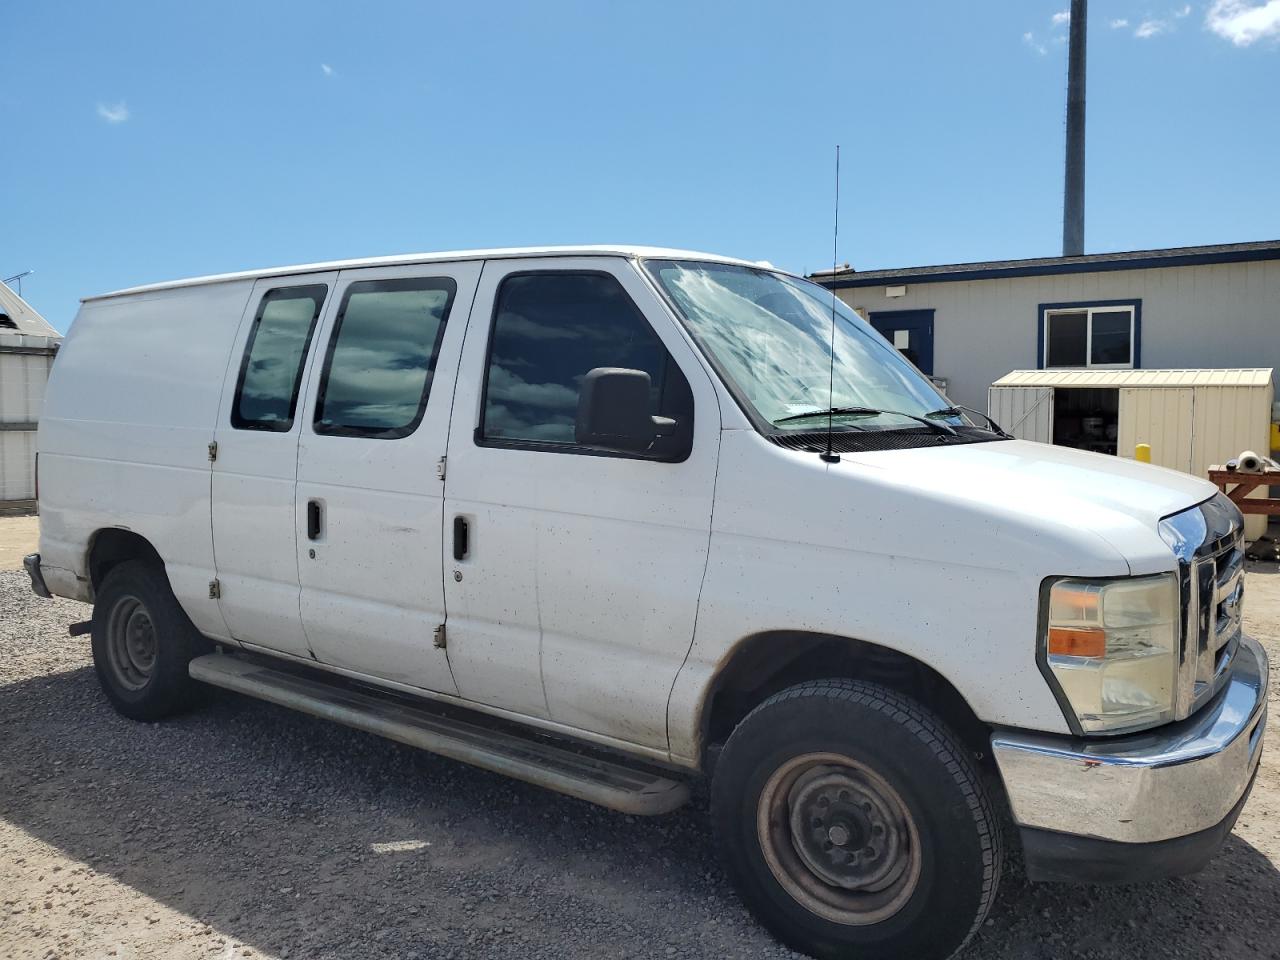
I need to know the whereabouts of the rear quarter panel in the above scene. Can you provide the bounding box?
[38,280,254,637]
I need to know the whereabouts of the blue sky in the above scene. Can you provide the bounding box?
[5,0,1279,332]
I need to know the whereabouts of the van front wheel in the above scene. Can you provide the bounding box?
[711,679,1002,960]
[91,560,205,721]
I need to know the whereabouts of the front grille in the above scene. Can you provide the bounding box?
[1180,494,1246,716]
[1195,534,1244,687]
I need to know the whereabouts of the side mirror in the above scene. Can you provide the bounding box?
[575,367,676,454]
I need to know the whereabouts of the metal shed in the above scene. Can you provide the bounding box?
[989,368,1274,539]
[0,282,60,504]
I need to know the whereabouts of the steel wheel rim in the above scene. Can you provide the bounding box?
[757,752,922,925]
[105,595,157,691]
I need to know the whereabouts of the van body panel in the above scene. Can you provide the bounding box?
[440,257,721,748]
[665,431,1197,761]
[210,272,339,656]
[38,280,256,635]
[33,248,1267,928]
[292,261,483,693]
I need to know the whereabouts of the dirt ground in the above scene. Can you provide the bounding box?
[1,515,1278,960]
[0,514,38,570]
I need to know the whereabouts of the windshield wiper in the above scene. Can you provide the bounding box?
[776,406,957,435]
[925,405,1013,438]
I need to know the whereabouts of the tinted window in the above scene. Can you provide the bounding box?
[1046,311,1087,367]
[1090,310,1132,365]
[481,272,691,452]
[233,285,327,431]
[314,277,457,439]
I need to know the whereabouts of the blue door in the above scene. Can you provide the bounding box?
[869,309,934,375]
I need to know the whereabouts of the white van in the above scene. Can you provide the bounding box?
[27,246,1267,960]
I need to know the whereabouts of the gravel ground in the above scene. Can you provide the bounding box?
[2,564,1279,960]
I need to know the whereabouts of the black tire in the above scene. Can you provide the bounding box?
[90,560,207,721]
[711,679,1002,960]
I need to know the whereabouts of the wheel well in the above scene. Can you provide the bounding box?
[701,632,994,771]
[87,528,164,594]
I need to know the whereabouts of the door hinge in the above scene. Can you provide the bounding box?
[208,578,221,599]
[208,441,218,462]
[432,623,447,649]
[436,456,447,481]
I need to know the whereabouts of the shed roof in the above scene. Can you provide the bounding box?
[0,282,60,338]
[991,368,1274,389]
[812,239,1280,289]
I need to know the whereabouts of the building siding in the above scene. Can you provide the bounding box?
[835,259,1280,412]
[0,338,58,502]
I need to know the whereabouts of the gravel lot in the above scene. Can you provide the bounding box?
[2,561,1278,960]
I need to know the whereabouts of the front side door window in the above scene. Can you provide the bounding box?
[479,271,692,459]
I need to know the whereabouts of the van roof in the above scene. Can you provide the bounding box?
[85,245,791,302]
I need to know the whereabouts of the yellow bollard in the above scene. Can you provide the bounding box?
[1135,443,1151,463]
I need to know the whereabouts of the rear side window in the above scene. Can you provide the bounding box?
[480,271,692,455]
[232,285,327,431]
[313,277,457,439]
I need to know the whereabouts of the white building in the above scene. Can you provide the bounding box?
[0,282,60,503]
[813,240,1280,416]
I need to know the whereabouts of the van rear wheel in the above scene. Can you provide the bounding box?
[91,560,206,721]
[711,679,1002,960]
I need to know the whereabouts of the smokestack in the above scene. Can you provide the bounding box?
[1062,0,1087,256]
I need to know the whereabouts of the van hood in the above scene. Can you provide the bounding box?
[839,438,1217,570]
[844,439,1214,527]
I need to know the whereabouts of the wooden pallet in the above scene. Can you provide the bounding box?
[1207,465,1280,516]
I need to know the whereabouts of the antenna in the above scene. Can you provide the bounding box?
[3,270,33,298]
[820,146,841,464]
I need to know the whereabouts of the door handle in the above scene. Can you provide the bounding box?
[307,500,322,541]
[452,516,469,561]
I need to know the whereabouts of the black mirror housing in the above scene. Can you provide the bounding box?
[575,367,675,454]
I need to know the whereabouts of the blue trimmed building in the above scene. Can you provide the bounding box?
[811,240,1280,414]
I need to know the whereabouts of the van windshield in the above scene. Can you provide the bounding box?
[644,259,967,436]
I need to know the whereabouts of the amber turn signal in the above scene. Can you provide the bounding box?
[1047,626,1106,658]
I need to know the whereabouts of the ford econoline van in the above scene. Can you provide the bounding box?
[26,247,1268,960]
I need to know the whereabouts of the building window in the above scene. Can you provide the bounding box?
[1040,301,1139,369]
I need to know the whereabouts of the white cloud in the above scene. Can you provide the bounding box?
[1110,17,1131,27]
[1052,10,1071,25]
[1023,30,1048,54]
[1135,18,1171,36]
[1175,4,1193,16]
[1206,0,1280,44]
[321,63,335,76]
[96,101,129,124]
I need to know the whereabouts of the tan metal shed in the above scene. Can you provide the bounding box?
[989,368,1274,539]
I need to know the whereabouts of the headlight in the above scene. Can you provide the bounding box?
[1042,574,1179,734]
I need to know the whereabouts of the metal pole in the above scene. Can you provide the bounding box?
[3,270,33,297]
[1062,0,1087,257]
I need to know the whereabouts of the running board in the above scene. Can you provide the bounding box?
[188,653,689,816]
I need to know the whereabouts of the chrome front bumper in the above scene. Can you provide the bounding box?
[992,634,1268,847]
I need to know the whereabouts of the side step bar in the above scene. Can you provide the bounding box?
[189,653,690,816]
